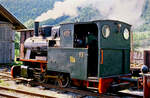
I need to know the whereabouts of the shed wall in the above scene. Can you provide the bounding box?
[0,21,15,63]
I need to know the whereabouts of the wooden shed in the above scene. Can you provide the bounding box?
[18,29,34,58]
[0,4,26,64]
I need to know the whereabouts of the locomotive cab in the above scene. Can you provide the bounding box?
[48,22,99,80]
[48,20,131,92]
[48,20,131,79]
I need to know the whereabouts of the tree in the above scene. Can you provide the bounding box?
[24,19,34,28]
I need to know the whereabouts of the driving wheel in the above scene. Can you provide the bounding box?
[57,73,70,88]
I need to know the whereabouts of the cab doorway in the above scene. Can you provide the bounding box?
[74,23,98,77]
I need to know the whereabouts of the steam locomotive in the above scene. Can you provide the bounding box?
[11,20,132,93]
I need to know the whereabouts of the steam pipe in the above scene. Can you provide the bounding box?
[34,21,39,36]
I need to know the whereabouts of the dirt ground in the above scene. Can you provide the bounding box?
[0,79,85,98]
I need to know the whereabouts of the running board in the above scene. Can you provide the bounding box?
[88,77,99,82]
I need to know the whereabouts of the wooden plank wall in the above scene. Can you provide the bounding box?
[20,30,34,58]
[0,21,15,63]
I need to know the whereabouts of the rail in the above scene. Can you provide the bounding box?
[0,86,55,98]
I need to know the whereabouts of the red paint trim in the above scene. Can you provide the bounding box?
[100,50,103,64]
[98,75,131,94]
[11,66,14,78]
[93,82,98,88]
[144,75,150,98]
[19,59,47,63]
[87,81,89,88]
[40,63,46,73]
[98,78,113,93]
[83,81,87,87]
[72,79,82,86]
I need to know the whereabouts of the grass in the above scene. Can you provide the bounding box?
[0,79,10,86]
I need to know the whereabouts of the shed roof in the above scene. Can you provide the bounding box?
[0,4,26,30]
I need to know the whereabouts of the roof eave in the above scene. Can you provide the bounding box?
[0,4,26,30]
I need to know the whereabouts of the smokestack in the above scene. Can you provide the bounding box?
[34,21,39,36]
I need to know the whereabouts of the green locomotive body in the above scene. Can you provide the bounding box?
[48,20,131,79]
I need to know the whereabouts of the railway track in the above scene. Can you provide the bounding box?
[0,71,101,97]
[116,91,143,98]
[0,86,55,98]
[0,72,109,97]
[0,92,18,98]
[0,71,144,98]
[31,81,101,97]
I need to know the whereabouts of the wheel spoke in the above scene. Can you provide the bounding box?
[57,74,70,88]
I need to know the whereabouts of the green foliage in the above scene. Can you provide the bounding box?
[0,79,9,86]
[139,0,150,32]
[133,31,150,49]
[40,16,69,26]
[15,49,20,58]
[15,32,20,50]
[12,60,23,65]
[73,7,101,22]
[136,23,150,32]
[0,0,63,22]
[24,19,34,28]
[14,32,20,58]
[0,80,4,83]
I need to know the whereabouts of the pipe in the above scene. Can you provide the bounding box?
[119,77,138,84]
[34,21,39,36]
